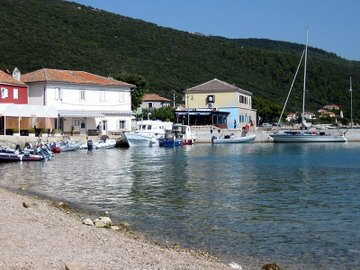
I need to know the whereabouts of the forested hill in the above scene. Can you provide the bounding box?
[0,0,359,119]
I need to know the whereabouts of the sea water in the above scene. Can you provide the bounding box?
[1,143,360,269]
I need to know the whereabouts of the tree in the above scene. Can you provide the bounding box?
[115,72,148,110]
[143,107,176,122]
[253,96,282,123]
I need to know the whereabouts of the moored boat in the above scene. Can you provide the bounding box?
[124,120,173,147]
[159,137,183,147]
[80,138,116,150]
[0,152,45,162]
[270,130,347,143]
[269,30,347,143]
[212,134,256,144]
[59,140,81,152]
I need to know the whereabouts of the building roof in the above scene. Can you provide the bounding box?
[184,78,252,96]
[143,93,171,102]
[323,104,340,109]
[22,68,135,88]
[0,70,26,86]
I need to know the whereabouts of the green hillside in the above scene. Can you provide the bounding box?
[0,0,359,121]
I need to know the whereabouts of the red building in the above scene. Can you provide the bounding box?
[0,69,28,104]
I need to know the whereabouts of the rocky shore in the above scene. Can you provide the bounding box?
[0,187,250,270]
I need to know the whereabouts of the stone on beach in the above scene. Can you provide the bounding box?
[22,202,29,208]
[228,262,242,269]
[262,263,281,270]
[82,218,94,226]
[65,262,87,270]
[94,216,112,228]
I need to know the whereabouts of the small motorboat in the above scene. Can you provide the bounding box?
[0,144,50,162]
[158,129,183,147]
[49,142,61,153]
[59,140,81,152]
[80,138,116,150]
[212,134,256,144]
[0,152,45,162]
[159,137,183,147]
[94,139,116,149]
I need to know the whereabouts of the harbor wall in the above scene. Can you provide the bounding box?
[191,126,360,143]
[1,127,360,148]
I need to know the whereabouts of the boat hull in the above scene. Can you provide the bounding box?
[159,139,182,147]
[60,143,81,152]
[212,134,256,144]
[270,134,347,142]
[125,133,159,147]
[0,152,44,162]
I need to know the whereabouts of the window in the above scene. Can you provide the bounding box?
[206,95,215,104]
[1,88,8,99]
[73,119,80,127]
[100,90,106,102]
[118,120,126,129]
[147,125,152,130]
[80,90,86,100]
[13,88,18,99]
[239,95,250,105]
[148,102,153,108]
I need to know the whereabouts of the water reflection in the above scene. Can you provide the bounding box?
[1,143,360,269]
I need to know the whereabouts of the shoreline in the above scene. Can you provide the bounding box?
[0,187,256,270]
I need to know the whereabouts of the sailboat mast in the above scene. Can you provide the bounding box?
[302,29,309,125]
[350,76,353,129]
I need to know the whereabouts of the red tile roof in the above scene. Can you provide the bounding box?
[0,70,26,86]
[143,93,171,102]
[22,68,135,88]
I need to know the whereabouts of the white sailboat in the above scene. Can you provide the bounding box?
[270,30,347,143]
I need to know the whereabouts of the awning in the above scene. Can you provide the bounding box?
[101,111,133,116]
[176,110,229,116]
[0,104,21,117]
[0,104,58,118]
[58,110,106,118]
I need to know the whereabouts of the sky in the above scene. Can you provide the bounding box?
[71,0,360,61]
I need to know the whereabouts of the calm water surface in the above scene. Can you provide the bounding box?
[1,143,360,269]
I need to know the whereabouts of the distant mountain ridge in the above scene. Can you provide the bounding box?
[0,0,359,120]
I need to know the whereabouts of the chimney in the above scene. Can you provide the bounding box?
[12,67,21,81]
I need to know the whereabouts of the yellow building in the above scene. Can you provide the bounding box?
[179,78,256,128]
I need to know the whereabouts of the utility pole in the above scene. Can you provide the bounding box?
[350,76,353,129]
[187,93,190,126]
[172,90,176,108]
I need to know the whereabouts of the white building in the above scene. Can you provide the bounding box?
[22,68,135,135]
[141,93,171,110]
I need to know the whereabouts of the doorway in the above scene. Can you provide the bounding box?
[102,120,107,135]
[80,119,87,134]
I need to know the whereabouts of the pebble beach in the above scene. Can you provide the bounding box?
[0,187,239,270]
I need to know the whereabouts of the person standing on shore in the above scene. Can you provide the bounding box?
[97,121,102,134]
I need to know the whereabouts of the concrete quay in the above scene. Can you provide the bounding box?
[192,126,360,143]
[1,127,360,148]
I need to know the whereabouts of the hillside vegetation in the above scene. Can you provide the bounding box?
[0,0,359,121]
